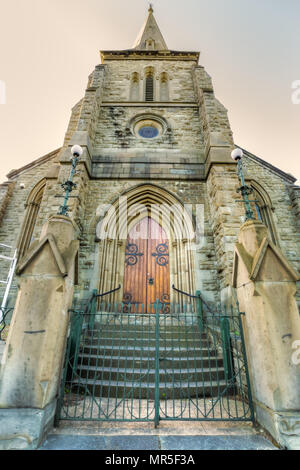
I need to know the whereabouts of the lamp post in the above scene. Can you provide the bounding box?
[231,148,255,221]
[58,145,83,216]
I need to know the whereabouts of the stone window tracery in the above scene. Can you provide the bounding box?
[17,179,46,259]
[250,182,279,245]
[130,72,140,101]
[160,72,169,101]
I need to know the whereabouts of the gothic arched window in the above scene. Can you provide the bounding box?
[145,67,154,102]
[160,72,169,101]
[17,179,46,259]
[130,72,140,101]
[250,182,278,245]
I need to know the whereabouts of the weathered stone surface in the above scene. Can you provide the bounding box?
[233,219,300,449]
[0,8,299,452]
[0,216,78,409]
[0,400,56,450]
[0,341,5,364]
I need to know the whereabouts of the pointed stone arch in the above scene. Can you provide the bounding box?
[94,184,196,307]
[249,180,279,245]
[130,72,140,101]
[144,66,155,101]
[160,72,169,101]
[17,178,46,260]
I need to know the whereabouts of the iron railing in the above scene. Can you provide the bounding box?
[56,296,255,425]
[0,307,14,341]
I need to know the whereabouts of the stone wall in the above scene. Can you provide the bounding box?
[242,156,300,305]
[0,181,15,227]
[94,105,204,153]
[101,60,197,103]
[0,155,59,299]
[289,186,300,229]
[193,66,234,148]
[0,149,298,312]
[206,165,244,294]
[0,53,298,314]
[74,179,221,306]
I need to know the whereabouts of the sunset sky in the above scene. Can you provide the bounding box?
[0,0,299,183]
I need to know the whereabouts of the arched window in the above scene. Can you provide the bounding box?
[130,72,140,101]
[250,182,278,245]
[17,179,46,259]
[145,67,154,102]
[160,72,169,101]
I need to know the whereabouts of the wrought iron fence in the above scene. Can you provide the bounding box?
[56,295,255,426]
[0,307,14,341]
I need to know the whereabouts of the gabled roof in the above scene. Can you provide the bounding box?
[6,148,61,180]
[241,147,297,185]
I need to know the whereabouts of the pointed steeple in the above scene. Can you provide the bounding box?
[133,5,168,51]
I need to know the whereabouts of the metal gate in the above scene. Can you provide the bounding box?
[56,290,255,425]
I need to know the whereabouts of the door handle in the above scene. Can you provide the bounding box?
[148,278,154,285]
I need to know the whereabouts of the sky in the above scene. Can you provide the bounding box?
[0,0,299,183]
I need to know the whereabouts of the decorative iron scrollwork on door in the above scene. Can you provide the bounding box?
[125,243,144,266]
[123,293,133,303]
[161,293,170,314]
[122,292,133,313]
[152,242,169,266]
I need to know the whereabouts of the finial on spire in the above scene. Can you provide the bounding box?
[133,3,168,51]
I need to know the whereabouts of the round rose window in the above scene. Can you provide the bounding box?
[138,126,159,139]
[131,115,167,139]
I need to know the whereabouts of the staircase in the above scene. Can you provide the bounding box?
[72,319,228,399]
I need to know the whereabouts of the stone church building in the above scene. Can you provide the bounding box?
[0,7,299,450]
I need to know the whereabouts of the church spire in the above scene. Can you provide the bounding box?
[132,5,168,51]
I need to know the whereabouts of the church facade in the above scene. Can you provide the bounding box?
[0,7,299,311]
[0,7,299,450]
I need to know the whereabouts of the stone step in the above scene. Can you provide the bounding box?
[70,379,229,399]
[80,344,213,358]
[90,322,204,332]
[77,354,224,369]
[86,330,207,340]
[82,337,210,347]
[76,365,226,382]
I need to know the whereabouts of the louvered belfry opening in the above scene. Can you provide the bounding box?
[145,74,154,101]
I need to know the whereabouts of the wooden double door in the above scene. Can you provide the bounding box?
[123,217,170,313]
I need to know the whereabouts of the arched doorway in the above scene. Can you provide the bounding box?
[123,217,170,313]
[94,184,196,309]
